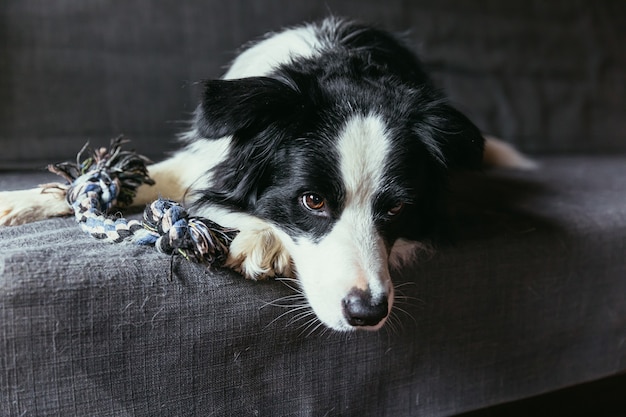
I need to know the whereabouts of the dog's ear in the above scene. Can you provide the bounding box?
[193,76,305,211]
[196,77,304,139]
[416,103,485,170]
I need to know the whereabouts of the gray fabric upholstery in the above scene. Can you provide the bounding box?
[2,158,625,416]
[1,1,625,168]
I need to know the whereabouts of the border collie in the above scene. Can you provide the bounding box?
[0,17,529,331]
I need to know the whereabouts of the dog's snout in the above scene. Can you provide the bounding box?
[342,288,388,327]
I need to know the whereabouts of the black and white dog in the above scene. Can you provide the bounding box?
[0,18,529,331]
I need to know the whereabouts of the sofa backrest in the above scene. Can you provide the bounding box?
[1,0,624,168]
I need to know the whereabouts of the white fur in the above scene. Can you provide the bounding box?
[224,25,322,79]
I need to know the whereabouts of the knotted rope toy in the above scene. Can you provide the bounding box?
[44,136,238,266]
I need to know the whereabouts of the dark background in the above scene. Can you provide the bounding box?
[1,0,624,169]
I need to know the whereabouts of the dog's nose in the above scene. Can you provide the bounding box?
[342,288,388,327]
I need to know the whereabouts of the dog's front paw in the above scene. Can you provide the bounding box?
[225,226,292,280]
[0,188,71,226]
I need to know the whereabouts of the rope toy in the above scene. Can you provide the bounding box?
[44,136,238,266]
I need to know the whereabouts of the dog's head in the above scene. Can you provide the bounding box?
[194,66,483,331]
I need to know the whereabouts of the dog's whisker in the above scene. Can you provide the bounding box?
[394,293,425,309]
[258,275,315,330]
[394,295,424,306]
[262,294,304,303]
[394,283,419,296]
[282,310,316,330]
[394,281,417,289]
[393,282,425,307]
[297,316,324,338]
[385,310,405,336]
[276,284,303,296]
[285,309,316,327]
[300,322,321,338]
[264,306,308,329]
[305,320,327,338]
[294,317,315,335]
[274,277,304,294]
[384,315,399,336]
[272,305,312,324]
[274,277,299,283]
[274,277,300,284]
[260,295,307,309]
[317,325,331,339]
[261,295,314,329]
[390,304,417,327]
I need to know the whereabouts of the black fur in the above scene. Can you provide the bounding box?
[193,19,484,243]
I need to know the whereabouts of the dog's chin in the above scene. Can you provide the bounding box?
[345,318,389,332]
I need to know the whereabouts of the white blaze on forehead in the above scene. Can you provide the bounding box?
[337,114,390,205]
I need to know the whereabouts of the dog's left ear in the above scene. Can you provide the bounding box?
[417,103,485,170]
[193,77,305,211]
[196,77,304,139]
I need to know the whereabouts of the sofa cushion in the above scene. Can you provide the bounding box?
[1,156,625,416]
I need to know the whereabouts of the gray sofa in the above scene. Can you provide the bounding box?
[1,1,625,416]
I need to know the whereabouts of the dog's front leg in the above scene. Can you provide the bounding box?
[0,186,72,226]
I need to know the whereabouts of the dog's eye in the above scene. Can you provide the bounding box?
[301,193,327,213]
[387,202,404,217]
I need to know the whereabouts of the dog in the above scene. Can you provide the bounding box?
[0,17,530,331]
